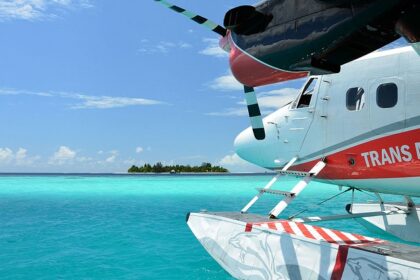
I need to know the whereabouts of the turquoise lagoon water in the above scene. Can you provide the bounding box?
[0,175,412,279]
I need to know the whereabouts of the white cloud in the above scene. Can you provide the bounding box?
[105,150,118,163]
[206,107,248,117]
[15,148,34,166]
[138,40,192,54]
[0,0,93,21]
[0,146,145,172]
[67,94,164,109]
[123,158,136,165]
[0,88,166,109]
[242,88,298,110]
[76,156,93,163]
[78,0,93,8]
[105,155,116,163]
[209,72,243,91]
[179,42,192,49]
[0,148,14,163]
[135,147,143,153]
[199,38,228,58]
[207,87,298,117]
[0,88,53,97]
[49,146,76,165]
[15,148,27,161]
[0,147,40,166]
[219,153,266,173]
[219,153,249,166]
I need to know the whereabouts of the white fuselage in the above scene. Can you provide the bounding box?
[235,47,420,196]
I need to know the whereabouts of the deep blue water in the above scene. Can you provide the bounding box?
[0,175,411,279]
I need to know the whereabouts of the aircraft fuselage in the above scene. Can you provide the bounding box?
[235,47,420,196]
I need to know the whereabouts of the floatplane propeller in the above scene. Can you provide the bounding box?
[154,0,266,140]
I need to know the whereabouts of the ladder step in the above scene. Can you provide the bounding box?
[256,188,295,197]
[278,170,310,177]
[278,159,326,177]
[241,157,298,213]
[269,159,327,218]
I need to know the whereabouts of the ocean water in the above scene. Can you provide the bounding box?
[0,175,412,279]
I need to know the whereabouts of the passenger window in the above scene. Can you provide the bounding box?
[346,87,365,111]
[377,83,398,108]
[292,78,317,109]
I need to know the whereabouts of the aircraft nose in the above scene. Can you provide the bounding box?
[234,126,274,168]
[234,116,291,169]
[234,127,254,158]
[233,103,297,169]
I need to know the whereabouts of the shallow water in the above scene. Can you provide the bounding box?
[0,175,411,279]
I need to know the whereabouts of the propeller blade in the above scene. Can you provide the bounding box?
[244,86,266,140]
[154,0,227,37]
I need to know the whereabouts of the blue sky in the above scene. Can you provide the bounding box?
[0,1,407,173]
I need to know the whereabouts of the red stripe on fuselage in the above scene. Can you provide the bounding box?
[290,128,420,180]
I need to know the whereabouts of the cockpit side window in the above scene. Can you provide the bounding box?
[346,87,365,111]
[291,78,318,109]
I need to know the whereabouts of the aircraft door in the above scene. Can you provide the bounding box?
[327,79,371,147]
[369,78,405,133]
[318,76,332,153]
[282,77,320,155]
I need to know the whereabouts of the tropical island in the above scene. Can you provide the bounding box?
[128,162,229,173]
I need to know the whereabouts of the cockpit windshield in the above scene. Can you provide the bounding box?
[291,78,318,109]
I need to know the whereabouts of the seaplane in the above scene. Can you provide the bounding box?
[154,1,420,279]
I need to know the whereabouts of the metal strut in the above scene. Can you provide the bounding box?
[290,208,409,223]
[288,187,354,221]
[241,157,298,213]
[289,189,411,223]
[269,159,326,219]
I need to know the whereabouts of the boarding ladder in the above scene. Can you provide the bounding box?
[241,157,326,219]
